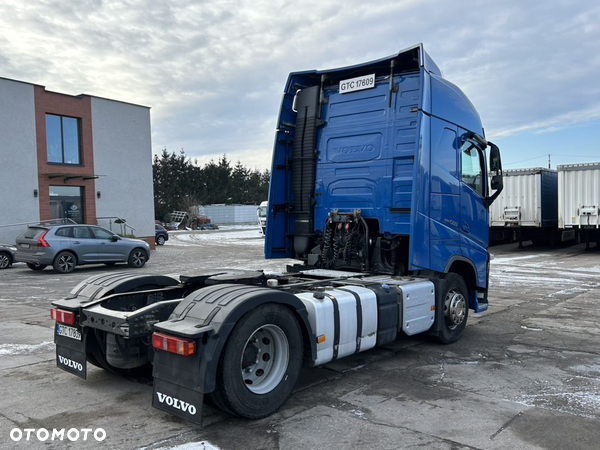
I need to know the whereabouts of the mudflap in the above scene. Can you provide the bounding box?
[152,378,204,425]
[54,325,88,379]
[56,342,87,379]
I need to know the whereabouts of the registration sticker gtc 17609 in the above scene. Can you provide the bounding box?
[339,73,375,94]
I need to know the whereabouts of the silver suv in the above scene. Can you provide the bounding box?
[15,224,151,273]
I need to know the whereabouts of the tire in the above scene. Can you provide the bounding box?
[27,263,47,271]
[128,248,148,268]
[156,235,165,246]
[437,273,469,344]
[0,251,11,269]
[209,304,303,419]
[53,252,77,273]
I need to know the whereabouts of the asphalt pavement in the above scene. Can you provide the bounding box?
[1,228,599,449]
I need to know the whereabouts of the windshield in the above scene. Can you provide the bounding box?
[258,207,267,217]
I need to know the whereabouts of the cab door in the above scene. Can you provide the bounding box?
[458,132,489,284]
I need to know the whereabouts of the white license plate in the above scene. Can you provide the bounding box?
[339,73,375,94]
[56,324,82,341]
[20,243,30,249]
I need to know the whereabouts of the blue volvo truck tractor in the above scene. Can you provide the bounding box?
[50,44,503,425]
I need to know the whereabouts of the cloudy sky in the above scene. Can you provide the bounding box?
[1,0,599,170]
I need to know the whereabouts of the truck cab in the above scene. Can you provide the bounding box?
[266,43,502,312]
[257,200,268,235]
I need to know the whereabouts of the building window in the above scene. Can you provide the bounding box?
[50,185,85,223]
[46,114,81,165]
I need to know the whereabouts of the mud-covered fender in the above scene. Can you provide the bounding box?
[152,283,316,394]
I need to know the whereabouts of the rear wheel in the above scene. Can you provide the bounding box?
[128,248,147,268]
[437,273,469,344]
[209,304,303,419]
[53,252,77,273]
[0,252,11,269]
[156,235,165,246]
[26,263,47,271]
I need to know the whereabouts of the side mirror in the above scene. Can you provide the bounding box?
[489,142,502,173]
[110,235,119,242]
[484,141,503,209]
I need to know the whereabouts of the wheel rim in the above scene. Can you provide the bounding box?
[0,254,9,269]
[157,236,164,245]
[240,324,289,395]
[132,251,146,267]
[444,288,467,329]
[58,254,75,272]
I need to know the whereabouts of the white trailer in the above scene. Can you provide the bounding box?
[558,162,600,248]
[489,168,561,246]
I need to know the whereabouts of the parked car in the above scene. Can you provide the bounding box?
[0,243,16,269]
[155,224,169,245]
[15,224,151,273]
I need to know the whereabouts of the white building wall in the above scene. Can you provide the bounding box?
[0,79,39,244]
[201,205,260,224]
[91,98,155,239]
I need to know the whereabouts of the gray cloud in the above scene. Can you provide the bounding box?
[1,0,598,169]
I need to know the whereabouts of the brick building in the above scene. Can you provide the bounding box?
[0,77,155,247]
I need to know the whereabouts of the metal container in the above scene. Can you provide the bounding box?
[558,163,600,229]
[489,168,558,228]
[295,286,378,366]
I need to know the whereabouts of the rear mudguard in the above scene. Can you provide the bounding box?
[152,283,316,394]
[52,274,181,376]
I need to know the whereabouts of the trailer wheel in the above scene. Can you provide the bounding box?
[209,304,303,419]
[437,273,469,344]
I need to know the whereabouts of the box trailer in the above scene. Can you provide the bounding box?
[489,168,560,246]
[558,162,600,249]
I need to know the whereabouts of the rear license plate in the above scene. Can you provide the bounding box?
[20,243,30,249]
[56,324,82,341]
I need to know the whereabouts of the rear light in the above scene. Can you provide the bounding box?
[152,332,196,356]
[37,230,50,247]
[51,308,76,326]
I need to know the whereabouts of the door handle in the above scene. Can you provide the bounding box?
[73,241,80,244]
[461,223,470,233]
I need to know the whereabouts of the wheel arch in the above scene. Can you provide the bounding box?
[153,284,316,394]
[0,250,12,264]
[445,256,478,293]
[54,249,79,265]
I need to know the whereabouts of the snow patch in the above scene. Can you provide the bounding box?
[158,442,221,450]
[0,341,54,356]
[521,326,543,331]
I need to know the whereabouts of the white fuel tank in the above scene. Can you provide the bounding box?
[295,286,378,366]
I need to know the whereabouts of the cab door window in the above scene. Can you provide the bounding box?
[461,141,485,197]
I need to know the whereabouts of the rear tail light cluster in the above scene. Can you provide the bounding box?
[152,332,196,356]
[50,308,76,325]
[37,230,50,248]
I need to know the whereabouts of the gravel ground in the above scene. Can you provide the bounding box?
[1,229,600,449]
